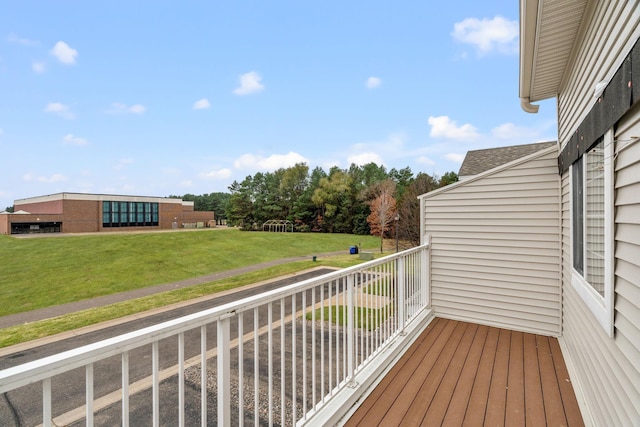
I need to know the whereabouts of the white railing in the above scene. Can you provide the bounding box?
[0,244,431,426]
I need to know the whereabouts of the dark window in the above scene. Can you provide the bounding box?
[102,200,159,228]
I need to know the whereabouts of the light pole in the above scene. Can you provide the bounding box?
[394,213,400,252]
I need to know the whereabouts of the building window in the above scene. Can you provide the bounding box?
[571,131,614,336]
[102,201,159,227]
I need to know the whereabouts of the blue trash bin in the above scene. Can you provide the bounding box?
[349,246,358,255]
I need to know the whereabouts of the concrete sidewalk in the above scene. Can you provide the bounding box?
[0,251,349,330]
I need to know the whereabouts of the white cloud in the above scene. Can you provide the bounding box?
[452,16,518,55]
[491,123,534,140]
[366,76,382,89]
[32,62,45,73]
[6,33,39,46]
[129,104,145,114]
[23,172,67,183]
[44,102,75,119]
[115,158,134,170]
[193,98,211,110]
[444,153,465,163]
[417,156,435,166]
[234,152,307,170]
[428,116,478,141]
[347,152,383,166]
[180,180,193,187]
[108,103,146,114]
[233,71,264,95]
[50,41,78,64]
[63,134,88,146]
[201,168,232,179]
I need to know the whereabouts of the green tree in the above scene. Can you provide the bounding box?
[226,176,256,229]
[312,169,352,232]
[389,166,414,199]
[438,171,459,187]
[397,173,438,246]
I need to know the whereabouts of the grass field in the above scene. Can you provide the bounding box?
[0,228,379,317]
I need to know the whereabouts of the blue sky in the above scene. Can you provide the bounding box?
[0,1,557,209]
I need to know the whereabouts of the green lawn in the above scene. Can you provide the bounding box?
[0,229,378,317]
[308,305,393,330]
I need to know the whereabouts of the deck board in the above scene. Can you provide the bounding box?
[345,318,584,427]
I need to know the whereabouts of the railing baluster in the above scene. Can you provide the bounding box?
[200,325,207,427]
[218,317,231,427]
[86,363,94,426]
[152,342,159,427]
[311,286,316,410]
[342,278,347,384]
[254,307,259,427]
[328,279,333,393]
[337,279,341,385]
[398,257,406,333]
[347,274,354,381]
[302,288,307,418]
[122,351,130,427]
[268,302,273,426]
[292,294,297,424]
[320,282,325,403]
[239,312,244,427]
[43,377,51,427]
[178,334,184,427]
[280,298,285,426]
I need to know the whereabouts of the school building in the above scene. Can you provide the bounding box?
[0,192,215,235]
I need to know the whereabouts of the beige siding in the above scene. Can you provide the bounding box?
[558,0,640,147]
[560,105,640,425]
[423,148,561,336]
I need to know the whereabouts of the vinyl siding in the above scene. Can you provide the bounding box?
[558,0,640,148]
[560,104,640,425]
[422,148,561,336]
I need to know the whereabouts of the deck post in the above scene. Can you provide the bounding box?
[422,238,430,308]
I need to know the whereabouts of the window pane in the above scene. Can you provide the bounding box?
[585,141,605,296]
[572,157,584,275]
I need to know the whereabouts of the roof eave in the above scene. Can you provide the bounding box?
[519,0,590,113]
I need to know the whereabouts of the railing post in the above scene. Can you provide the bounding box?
[422,237,431,308]
[218,318,231,427]
[397,256,405,334]
[347,274,355,383]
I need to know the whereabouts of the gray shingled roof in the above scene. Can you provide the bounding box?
[458,141,556,177]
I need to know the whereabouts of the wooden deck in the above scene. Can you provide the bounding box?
[345,318,584,427]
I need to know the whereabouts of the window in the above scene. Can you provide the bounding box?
[571,131,614,336]
[102,201,159,228]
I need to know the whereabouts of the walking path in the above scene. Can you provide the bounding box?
[0,251,349,330]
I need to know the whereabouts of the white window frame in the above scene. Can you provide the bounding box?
[570,128,614,337]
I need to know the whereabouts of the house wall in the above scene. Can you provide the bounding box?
[560,105,640,426]
[557,0,640,148]
[552,3,640,424]
[422,148,561,336]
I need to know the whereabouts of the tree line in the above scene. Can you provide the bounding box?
[174,163,457,247]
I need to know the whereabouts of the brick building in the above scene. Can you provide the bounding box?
[0,193,215,235]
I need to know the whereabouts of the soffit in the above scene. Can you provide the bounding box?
[520,0,589,103]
